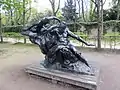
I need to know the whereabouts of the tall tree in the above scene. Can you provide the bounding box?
[89,0,94,21]
[23,0,26,43]
[0,0,33,43]
[76,0,81,18]
[62,0,77,22]
[29,9,52,25]
[91,0,102,49]
[49,0,60,16]
[81,0,86,21]
[0,0,32,25]
[103,6,119,21]
[96,0,101,49]
[62,0,77,32]
[0,3,3,43]
[112,0,120,20]
[90,0,106,49]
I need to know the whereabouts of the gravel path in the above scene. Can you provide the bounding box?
[0,43,120,90]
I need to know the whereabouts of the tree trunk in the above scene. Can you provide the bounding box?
[49,0,60,16]
[10,10,13,25]
[0,4,3,43]
[97,0,101,49]
[89,0,94,21]
[101,0,103,36]
[81,0,86,21]
[77,0,81,18]
[23,0,26,44]
[52,4,55,16]
[117,0,120,20]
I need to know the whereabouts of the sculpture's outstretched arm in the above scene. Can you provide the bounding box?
[21,24,38,38]
[21,30,37,38]
[67,29,94,46]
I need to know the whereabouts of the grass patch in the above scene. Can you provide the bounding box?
[103,32,120,41]
[3,32,22,37]
[3,32,24,39]
[73,32,88,39]
[104,32,120,36]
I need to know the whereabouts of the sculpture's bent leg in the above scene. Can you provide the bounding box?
[67,44,89,67]
[70,48,89,67]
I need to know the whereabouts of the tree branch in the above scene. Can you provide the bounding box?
[55,0,60,15]
[49,0,53,4]
[101,0,106,6]
[91,0,98,7]
[25,8,32,14]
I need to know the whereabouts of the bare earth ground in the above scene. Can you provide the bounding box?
[0,43,120,90]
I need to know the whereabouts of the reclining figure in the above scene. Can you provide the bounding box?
[21,16,94,75]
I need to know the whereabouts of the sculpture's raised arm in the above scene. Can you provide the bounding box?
[35,16,60,34]
[38,16,61,27]
[41,16,61,23]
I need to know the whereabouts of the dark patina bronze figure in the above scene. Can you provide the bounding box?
[21,16,94,75]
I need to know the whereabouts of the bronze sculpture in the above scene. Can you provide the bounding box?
[21,16,94,75]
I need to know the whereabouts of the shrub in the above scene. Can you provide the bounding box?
[3,32,23,38]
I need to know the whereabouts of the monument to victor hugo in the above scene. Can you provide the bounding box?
[21,16,99,90]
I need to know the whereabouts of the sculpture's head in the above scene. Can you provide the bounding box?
[58,21,67,34]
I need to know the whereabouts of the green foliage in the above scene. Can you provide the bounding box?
[103,32,120,42]
[89,0,94,21]
[104,32,120,36]
[103,6,118,21]
[104,20,120,34]
[56,11,64,20]
[44,9,52,17]
[3,25,23,32]
[1,0,35,25]
[88,0,120,21]
[76,20,120,35]
[3,32,23,38]
[62,0,77,22]
[1,14,7,25]
[28,9,52,25]
[73,32,88,39]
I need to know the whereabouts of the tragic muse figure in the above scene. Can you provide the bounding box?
[21,16,94,75]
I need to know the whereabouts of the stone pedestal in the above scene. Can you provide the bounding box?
[25,62,100,90]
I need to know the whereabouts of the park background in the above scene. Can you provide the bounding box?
[1,1,120,90]
[0,0,120,50]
